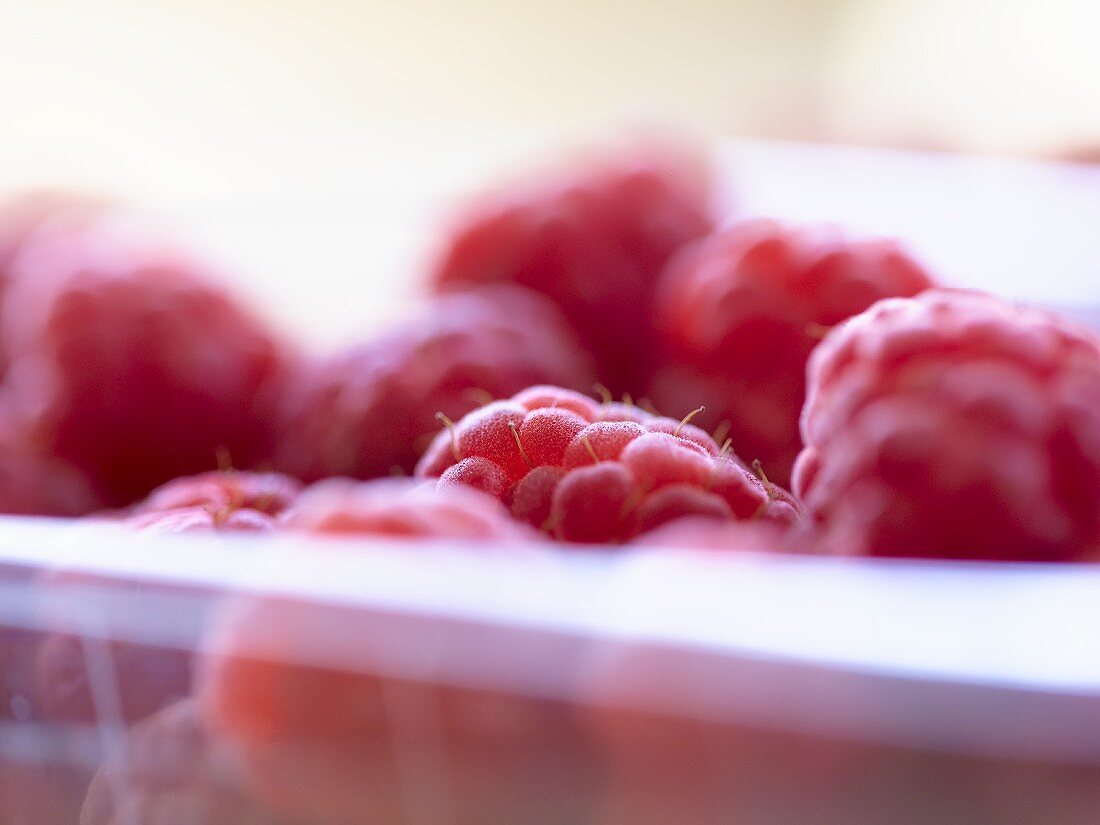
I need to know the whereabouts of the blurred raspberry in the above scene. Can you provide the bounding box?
[430,142,713,392]
[272,284,595,482]
[81,699,292,825]
[198,597,593,825]
[2,212,293,508]
[284,477,540,543]
[416,385,799,544]
[650,220,936,486]
[128,506,277,534]
[199,478,594,825]
[135,470,301,517]
[127,470,303,533]
[795,290,1100,561]
[31,472,294,729]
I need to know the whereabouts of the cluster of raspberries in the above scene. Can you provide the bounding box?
[2,144,1099,566]
[4,140,1100,825]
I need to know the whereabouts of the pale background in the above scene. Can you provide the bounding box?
[2,0,1099,199]
[0,0,1097,340]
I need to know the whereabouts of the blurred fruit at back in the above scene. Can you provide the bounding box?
[273,285,595,482]
[650,219,936,486]
[430,141,713,393]
[2,212,294,508]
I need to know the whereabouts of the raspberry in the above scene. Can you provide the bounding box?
[416,385,798,543]
[81,699,289,825]
[198,481,584,825]
[1,212,292,508]
[30,471,299,728]
[126,470,303,533]
[430,143,713,392]
[794,290,1100,561]
[127,505,277,534]
[198,597,591,825]
[283,477,540,542]
[650,220,936,486]
[272,284,595,482]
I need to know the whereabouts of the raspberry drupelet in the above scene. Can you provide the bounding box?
[430,143,714,392]
[1,212,293,508]
[272,284,596,483]
[416,385,799,544]
[650,219,936,486]
[794,289,1100,561]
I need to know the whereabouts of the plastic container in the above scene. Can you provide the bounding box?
[2,518,1100,825]
[2,140,1099,824]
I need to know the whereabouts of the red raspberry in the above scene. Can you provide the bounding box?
[650,220,936,486]
[430,143,713,392]
[197,483,582,825]
[30,471,297,729]
[416,385,798,543]
[31,471,295,726]
[199,598,588,825]
[128,506,276,533]
[283,477,540,543]
[81,699,290,825]
[127,470,303,533]
[273,284,595,482]
[1,213,292,508]
[794,290,1100,561]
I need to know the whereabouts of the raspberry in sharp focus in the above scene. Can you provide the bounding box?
[1,212,293,508]
[430,142,714,393]
[415,385,799,544]
[794,289,1100,561]
[272,284,596,483]
[649,219,937,487]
